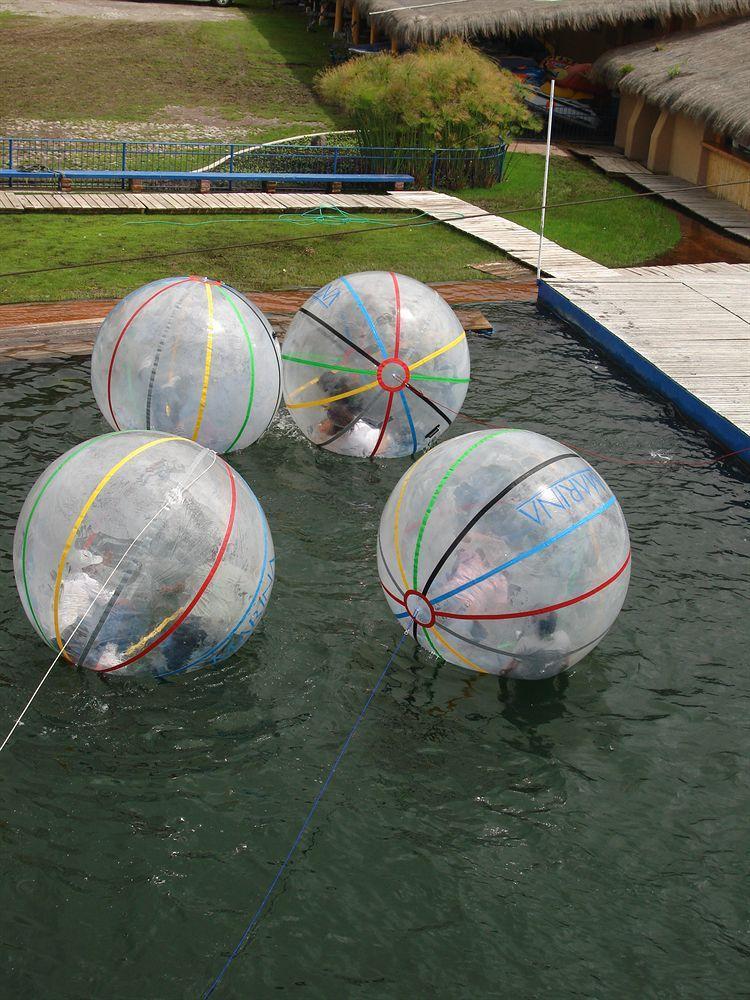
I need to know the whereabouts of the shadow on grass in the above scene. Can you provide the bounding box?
[234,0,350,138]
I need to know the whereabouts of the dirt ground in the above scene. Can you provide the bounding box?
[0,112,297,142]
[0,0,240,21]
[0,0,333,140]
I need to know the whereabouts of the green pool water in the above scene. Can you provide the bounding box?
[1,302,748,998]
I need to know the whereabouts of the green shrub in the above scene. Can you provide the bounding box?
[619,63,635,77]
[315,39,538,152]
[667,64,682,79]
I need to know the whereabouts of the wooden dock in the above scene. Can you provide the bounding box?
[571,147,750,243]
[0,309,495,362]
[0,280,537,362]
[539,262,750,463]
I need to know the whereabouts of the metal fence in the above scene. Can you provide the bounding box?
[0,137,507,191]
[228,143,507,188]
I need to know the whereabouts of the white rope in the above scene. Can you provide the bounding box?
[371,0,564,13]
[0,449,219,755]
[195,130,357,174]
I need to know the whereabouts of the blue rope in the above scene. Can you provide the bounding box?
[202,632,408,998]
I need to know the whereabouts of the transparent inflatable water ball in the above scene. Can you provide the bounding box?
[282,271,470,458]
[378,429,631,679]
[14,432,275,679]
[91,276,281,453]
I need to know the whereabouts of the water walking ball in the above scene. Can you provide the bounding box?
[13,431,275,679]
[281,272,470,458]
[91,276,282,453]
[377,429,631,679]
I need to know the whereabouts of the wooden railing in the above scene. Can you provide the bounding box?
[703,142,750,210]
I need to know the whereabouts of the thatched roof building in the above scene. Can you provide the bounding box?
[360,0,750,46]
[593,19,750,144]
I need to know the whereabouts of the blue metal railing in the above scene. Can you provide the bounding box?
[0,137,506,190]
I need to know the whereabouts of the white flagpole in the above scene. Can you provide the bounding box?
[536,78,555,281]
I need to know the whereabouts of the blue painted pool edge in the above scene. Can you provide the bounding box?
[537,280,750,468]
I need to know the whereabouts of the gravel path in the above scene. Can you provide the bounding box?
[0,0,241,21]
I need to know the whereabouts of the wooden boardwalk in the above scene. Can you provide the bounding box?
[1,185,608,280]
[572,147,750,243]
[0,281,536,362]
[0,190,402,214]
[539,262,750,462]
[391,190,610,278]
[1,185,613,280]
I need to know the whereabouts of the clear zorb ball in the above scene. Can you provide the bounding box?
[377,429,631,679]
[14,431,275,679]
[282,271,470,458]
[91,276,281,454]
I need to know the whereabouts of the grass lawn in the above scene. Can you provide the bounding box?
[453,153,682,267]
[0,211,504,303]
[0,1,344,140]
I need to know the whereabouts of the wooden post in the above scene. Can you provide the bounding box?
[370,18,378,44]
[352,2,360,44]
[536,78,555,281]
[333,0,343,33]
[390,35,398,54]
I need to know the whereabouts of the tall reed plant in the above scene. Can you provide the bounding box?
[316,39,539,186]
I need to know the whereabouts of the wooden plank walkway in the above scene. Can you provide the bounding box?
[539,262,750,463]
[0,308,496,362]
[571,146,750,243]
[555,261,749,290]
[390,190,610,279]
[1,184,613,280]
[0,185,609,280]
[0,280,538,361]
[0,190,404,214]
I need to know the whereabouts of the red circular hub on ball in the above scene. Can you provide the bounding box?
[403,589,436,628]
[377,357,410,393]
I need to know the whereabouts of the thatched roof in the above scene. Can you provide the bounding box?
[593,19,750,143]
[360,0,750,45]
